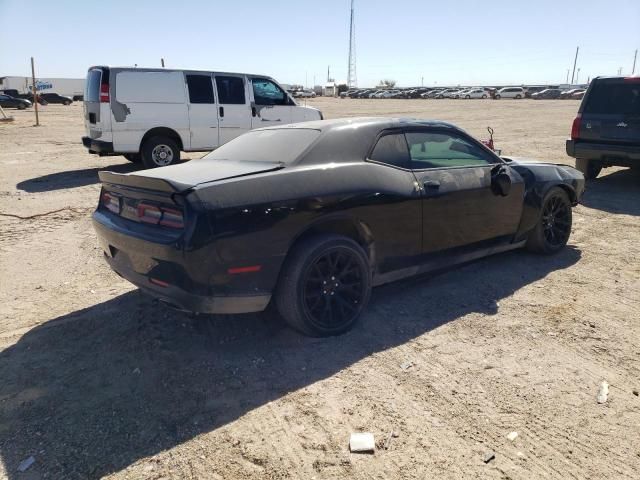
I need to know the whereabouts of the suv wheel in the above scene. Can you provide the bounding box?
[575,158,602,180]
[515,94,522,99]
[141,136,180,168]
[526,187,572,254]
[495,94,501,99]
[276,234,371,337]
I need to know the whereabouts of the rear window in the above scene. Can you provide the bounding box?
[584,82,640,115]
[85,69,101,102]
[203,128,320,164]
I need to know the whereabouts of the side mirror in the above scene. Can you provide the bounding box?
[491,167,512,197]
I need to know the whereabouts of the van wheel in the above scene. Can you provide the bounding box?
[276,234,371,337]
[123,153,141,163]
[142,136,180,168]
[576,158,602,180]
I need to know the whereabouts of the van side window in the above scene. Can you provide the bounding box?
[186,75,215,104]
[216,76,245,104]
[252,78,286,106]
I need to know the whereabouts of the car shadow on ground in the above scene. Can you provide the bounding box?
[580,168,640,216]
[16,163,139,193]
[0,247,581,479]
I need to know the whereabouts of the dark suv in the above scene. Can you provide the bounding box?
[566,76,640,179]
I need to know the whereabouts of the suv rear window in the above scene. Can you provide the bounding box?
[584,82,640,115]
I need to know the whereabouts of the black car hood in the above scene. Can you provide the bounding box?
[99,159,284,193]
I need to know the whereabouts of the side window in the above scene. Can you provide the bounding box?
[405,131,496,170]
[252,78,286,106]
[369,133,410,168]
[186,74,214,104]
[215,76,246,104]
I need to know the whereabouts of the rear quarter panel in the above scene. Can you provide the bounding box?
[185,162,422,294]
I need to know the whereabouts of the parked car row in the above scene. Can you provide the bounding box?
[339,86,586,100]
[0,89,74,108]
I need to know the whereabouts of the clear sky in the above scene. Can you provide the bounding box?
[1,0,638,87]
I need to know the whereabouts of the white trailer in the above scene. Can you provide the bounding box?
[0,76,85,99]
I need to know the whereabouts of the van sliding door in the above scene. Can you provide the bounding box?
[214,75,251,144]
[186,74,219,150]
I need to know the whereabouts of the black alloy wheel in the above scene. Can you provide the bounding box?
[302,247,366,331]
[276,234,371,336]
[526,187,572,254]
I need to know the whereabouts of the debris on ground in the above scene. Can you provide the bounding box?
[400,361,413,371]
[633,389,638,397]
[350,432,375,453]
[597,381,609,404]
[483,451,496,464]
[17,456,35,472]
[507,431,518,441]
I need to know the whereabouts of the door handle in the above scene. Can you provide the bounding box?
[251,106,257,117]
[219,106,224,118]
[423,180,440,190]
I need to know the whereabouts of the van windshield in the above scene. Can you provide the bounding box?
[85,69,101,102]
[203,129,321,164]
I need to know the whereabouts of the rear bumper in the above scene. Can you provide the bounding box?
[92,212,271,314]
[566,140,640,165]
[82,136,114,155]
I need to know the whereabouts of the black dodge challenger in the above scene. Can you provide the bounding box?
[94,118,585,336]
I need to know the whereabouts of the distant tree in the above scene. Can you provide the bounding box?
[379,79,397,88]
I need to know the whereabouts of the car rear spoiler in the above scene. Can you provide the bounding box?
[98,171,191,193]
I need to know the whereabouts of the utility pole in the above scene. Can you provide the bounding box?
[633,49,637,75]
[577,68,581,84]
[566,69,569,83]
[30,57,39,127]
[346,0,357,88]
[421,76,424,87]
[570,46,579,85]
[161,58,165,67]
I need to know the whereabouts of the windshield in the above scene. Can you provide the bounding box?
[203,128,321,164]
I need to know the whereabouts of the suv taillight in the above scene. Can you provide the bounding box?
[137,202,184,229]
[101,191,120,214]
[100,83,109,103]
[571,114,582,140]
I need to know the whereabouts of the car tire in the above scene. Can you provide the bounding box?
[495,94,501,99]
[515,94,522,99]
[123,153,142,163]
[275,234,372,337]
[482,94,487,99]
[575,158,602,180]
[63,101,71,106]
[17,104,26,110]
[526,187,572,254]
[465,95,470,99]
[141,136,180,168]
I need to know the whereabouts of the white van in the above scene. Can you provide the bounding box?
[494,87,525,99]
[82,66,323,168]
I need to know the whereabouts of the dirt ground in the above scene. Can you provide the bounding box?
[0,98,639,480]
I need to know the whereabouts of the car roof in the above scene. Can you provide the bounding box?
[257,117,458,133]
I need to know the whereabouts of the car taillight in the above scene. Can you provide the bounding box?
[100,83,109,103]
[101,191,120,214]
[571,114,582,140]
[624,76,640,83]
[137,202,184,229]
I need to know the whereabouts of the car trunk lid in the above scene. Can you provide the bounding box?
[99,159,284,193]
